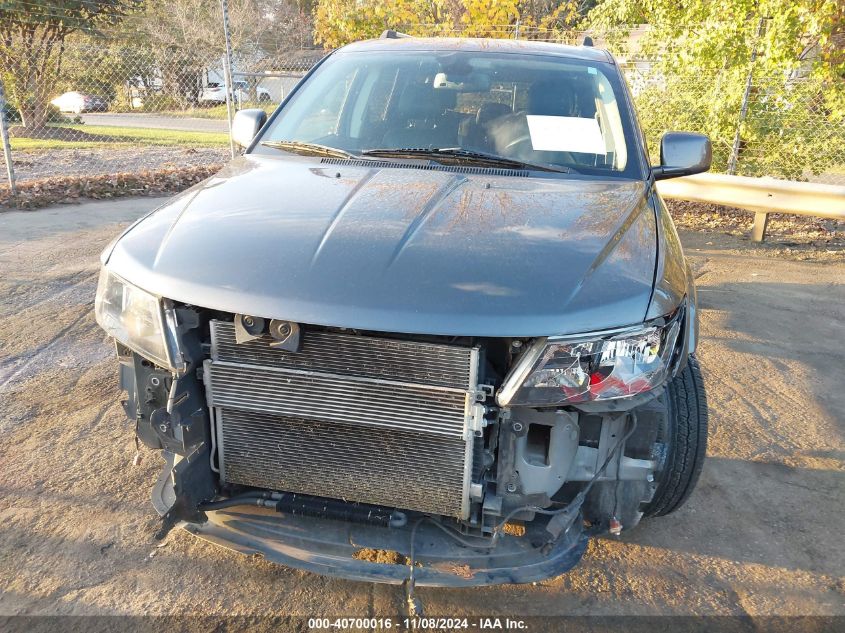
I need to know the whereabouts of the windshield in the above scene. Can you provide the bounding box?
[257,49,642,178]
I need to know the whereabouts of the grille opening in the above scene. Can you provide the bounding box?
[206,319,483,519]
[525,424,552,466]
[578,415,602,449]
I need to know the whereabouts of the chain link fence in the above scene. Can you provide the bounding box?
[0,42,323,194]
[1,19,843,203]
[621,66,845,185]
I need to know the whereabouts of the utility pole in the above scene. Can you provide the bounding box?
[221,0,236,158]
[0,79,17,204]
[728,17,766,175]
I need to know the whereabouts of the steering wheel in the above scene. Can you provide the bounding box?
[502,135,577,166]
[502,135,534,160]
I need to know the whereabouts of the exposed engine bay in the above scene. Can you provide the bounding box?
[120,303,674,588]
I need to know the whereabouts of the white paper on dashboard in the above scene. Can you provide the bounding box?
[526,115,606,154]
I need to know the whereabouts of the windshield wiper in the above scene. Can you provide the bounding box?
[261,140,358,160]
[362,147,571,173]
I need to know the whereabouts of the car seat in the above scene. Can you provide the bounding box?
[380,83,459,149]
[460,102,513,151]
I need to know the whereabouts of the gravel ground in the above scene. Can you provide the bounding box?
[9,147,230,181]
[666,200,845,254]
[0,198,843,624]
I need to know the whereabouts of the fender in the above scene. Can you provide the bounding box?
[647,191,699,373]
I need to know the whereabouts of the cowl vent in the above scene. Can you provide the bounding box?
[320,157,529,178]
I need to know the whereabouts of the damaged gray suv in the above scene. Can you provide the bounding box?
[95,36,712,591]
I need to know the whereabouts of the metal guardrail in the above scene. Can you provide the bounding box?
[657,173,845,242]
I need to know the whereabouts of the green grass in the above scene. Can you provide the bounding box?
[10,137,111,150]
[10,124,229,151]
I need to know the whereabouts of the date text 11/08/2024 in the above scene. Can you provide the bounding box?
[308,617,528,630]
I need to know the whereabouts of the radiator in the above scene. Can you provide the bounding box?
[203,321,483,518]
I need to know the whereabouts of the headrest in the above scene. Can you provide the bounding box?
[528,80,577,117]
[397,83,455,119]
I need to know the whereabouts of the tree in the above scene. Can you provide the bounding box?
[128,0,314,106]
[0,0,136,128]
[313,0,453,48]
[55,38,159,110]
[520,1,597,30]
[586,0,844,178]
[312,0,590,47]
[460,0,520,36]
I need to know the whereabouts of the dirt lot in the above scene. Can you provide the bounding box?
[0,198,843,621]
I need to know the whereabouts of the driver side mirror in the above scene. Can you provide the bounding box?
[652,132,712,180]
[231,108,268,148]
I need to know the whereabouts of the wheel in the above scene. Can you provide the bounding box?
[642,355,709,517]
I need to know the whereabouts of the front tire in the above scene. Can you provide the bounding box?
[643,355,708,517]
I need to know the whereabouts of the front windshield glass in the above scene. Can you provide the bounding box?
[258,49,641,178]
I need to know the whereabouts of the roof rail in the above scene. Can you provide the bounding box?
[582,36,594,47]
[380,29,412,39]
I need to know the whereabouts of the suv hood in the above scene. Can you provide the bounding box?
[107,155,656,337]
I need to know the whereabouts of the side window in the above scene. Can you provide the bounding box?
[274,68,357,142]
[349,68,398,140]
[594,73,628,170]
[295,78,353,139]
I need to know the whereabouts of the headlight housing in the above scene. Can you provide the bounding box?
[497,313,682,407]
[95,269,176,369]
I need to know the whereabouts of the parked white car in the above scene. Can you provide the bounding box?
[198,81,271,105]
[51,91,108,113]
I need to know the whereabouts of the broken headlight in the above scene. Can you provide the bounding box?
[498,313,682,407]
[95,269,175,369]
